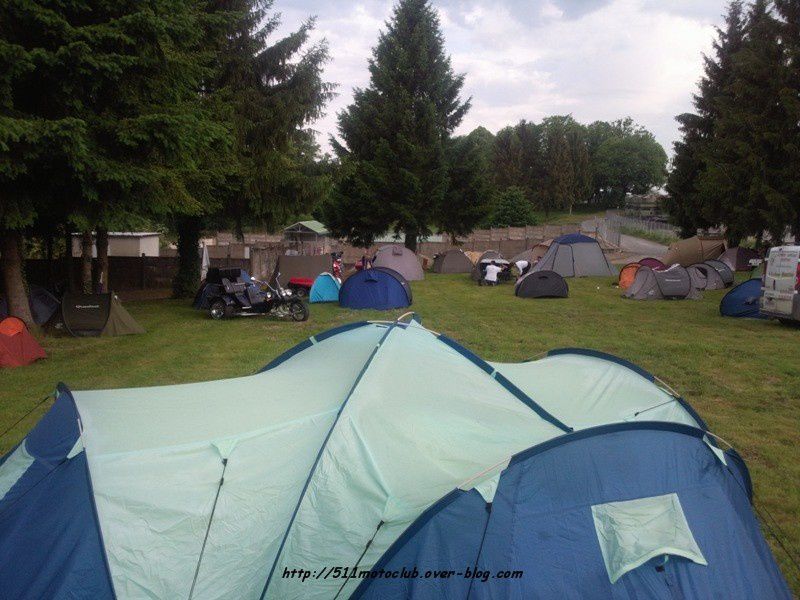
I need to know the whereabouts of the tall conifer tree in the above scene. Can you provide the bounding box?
[328,0,470,250]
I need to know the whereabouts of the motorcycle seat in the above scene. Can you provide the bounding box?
[222,278,248,294]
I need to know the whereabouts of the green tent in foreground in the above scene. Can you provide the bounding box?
[0,315,789,599]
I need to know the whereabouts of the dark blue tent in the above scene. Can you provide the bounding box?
[354,422,790,599]
[0,285,59,325]
[720,278,765,319]
[0,386,115,599]
[339,267,411,310]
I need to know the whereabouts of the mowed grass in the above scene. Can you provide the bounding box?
[1,273,799,591]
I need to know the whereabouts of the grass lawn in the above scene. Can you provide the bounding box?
[1,274,798,592]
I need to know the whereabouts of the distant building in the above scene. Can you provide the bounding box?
[625,193,665,218]
[283,220,334,254]
[72,232,161,257]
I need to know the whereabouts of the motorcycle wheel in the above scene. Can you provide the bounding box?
[289,299,309,322]
[210,300,229,320]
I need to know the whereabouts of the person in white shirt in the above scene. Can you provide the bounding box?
[515,259,529,277]
[484,262,503,286]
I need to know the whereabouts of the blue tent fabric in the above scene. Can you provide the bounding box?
[555,233,597,244]
[0,285,60,325]
[339,267,412,310]
[0,387,115,599]
[355,423,791,600]
[309,273,341,303]
[720,279,765,318]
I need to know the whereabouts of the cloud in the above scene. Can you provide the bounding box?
[275,0,722,155]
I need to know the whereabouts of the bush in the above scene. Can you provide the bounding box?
[486,187,538,228]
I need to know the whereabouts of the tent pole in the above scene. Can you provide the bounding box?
[188,457,228,600]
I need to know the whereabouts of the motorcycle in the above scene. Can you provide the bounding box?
[208,272,309,322]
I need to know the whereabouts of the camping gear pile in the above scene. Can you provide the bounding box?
[0,317,790,598]
[0,316,46,368]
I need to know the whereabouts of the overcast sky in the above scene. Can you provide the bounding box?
[276,0,727,156]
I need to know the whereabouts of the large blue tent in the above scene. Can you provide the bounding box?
[720,278,765,319]
[354,422,788,599]
[0,317,790,599]
[339,267,412,310]
[309,272,340,303]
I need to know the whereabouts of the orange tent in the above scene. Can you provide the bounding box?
[618,262,641,290]
[0,317,46,368]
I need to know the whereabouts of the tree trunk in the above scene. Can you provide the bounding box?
[80,230,93,294]
[63,228,74,291]
[1,230,35,328]
[404,231,417,253]
[173,216,202,298]
[95,228,109,293]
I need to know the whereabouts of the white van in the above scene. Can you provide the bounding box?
[761,245,800,324]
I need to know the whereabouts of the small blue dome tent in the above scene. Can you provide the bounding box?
[339,267,412,310]
[309,272,340,303]
[720,278,765,318]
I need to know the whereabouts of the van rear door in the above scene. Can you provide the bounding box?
[761,246,800,316]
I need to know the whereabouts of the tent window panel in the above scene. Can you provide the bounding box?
[591,492,707,584]
[0,440,34,500]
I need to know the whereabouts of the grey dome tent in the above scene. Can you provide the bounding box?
[432,249,473,274]
[687,262,726,291]
[372,245,424,281]
[705,258,734,287]
[515,270,568,298]
[61,292,145,336]
[470,250,504,280]
[532,233,616,277]
[623,265,700,300]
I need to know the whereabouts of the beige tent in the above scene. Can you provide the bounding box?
[511,239,553,265]
[662,237,725,267]
[464,250,483,265]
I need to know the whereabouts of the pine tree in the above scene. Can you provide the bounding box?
[665,1,745,236]
[172,1,332,296]
[774,0,800,241]
[1,0,226,321]
[329,0,470,251]
[698,0,789,245]
[436,129,493,242]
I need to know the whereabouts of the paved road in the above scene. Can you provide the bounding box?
[618,233,667,257]
[581,217,668,259]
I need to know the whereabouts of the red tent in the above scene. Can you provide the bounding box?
[0,317,46,368]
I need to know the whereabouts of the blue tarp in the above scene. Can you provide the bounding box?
[355,423,791,599]
[720,278,764,319]
[339,267,412,310]
[309,273,340,303]
[0,387,115,599]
